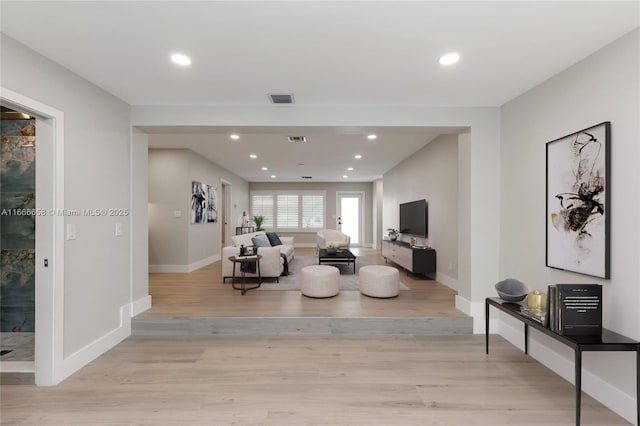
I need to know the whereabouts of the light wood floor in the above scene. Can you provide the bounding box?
[1,335,629,425]
[1,249,630,424]
[140,248,467,319]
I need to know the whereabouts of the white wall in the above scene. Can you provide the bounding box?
[131,129,150,314]
[457,132,471,300]
[187,150,235,266]
[383,134,459,285]
[1,34,132,374]
[148,147,249,272]
[500,29,639,422]
[148,149,189,267]
[373,179,383,249]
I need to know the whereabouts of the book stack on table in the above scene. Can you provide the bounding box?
[547,284,602,336]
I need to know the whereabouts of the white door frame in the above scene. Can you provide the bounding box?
[220,179,232,248]
[0,87,64,385]
[336,191,365,247]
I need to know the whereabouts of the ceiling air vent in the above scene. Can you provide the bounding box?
[287,136,307,143]
[301,176,313,179]
[269,93,294,104]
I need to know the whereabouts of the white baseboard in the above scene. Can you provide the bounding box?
[149,264,189,273]
[497,313,637,424]
[131,295,152,317]
[187,254,219,272]
[0,361,34,373]
[454,295,490,334]
[149,254,220,273]
[58,303,131,384]
[436,272,458,291]
[454,295,472,316]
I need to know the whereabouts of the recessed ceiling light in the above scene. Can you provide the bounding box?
[261,167,268,171]
[343,175,349,179]
[271,175,276,179]
[250,154,257,159]
[354,154,362,159]
[347,167,354,171]
[171,53,191,66]
[230,134,240,140]
[367,134,377,140]
[439,52,460,66]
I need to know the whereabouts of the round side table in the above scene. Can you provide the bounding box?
[228,254,262,295]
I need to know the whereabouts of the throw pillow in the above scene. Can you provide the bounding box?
[266,232,282,246]
[252,233,272,247]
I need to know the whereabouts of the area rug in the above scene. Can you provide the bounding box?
[257,255,410,291]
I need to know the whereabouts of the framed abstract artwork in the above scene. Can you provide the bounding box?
[191,181,206,224]
[546,122,610,278]
[206,184,218,223]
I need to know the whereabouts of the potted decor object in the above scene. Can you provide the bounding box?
[386,228,399,241]
[253,215,265,231]
[326,242,337,255]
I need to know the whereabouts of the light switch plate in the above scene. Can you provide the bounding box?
[66,224,76,240]
[115,222,123,236]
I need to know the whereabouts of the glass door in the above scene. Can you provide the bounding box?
[337,192,364,247]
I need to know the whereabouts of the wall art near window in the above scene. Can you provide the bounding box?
[546,121,610,278]
[207,184,218,223]
[191,181,206,224]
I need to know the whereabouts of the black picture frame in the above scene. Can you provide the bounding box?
[545,121,610,279]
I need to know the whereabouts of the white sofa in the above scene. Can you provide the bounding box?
[222,231,295,282]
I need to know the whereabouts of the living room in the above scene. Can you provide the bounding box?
[145,132,459,287]
[0,1,638,423]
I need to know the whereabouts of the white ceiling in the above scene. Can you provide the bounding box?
[2,1,638,181]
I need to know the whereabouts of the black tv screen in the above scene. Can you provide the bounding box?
[399,200,428,237]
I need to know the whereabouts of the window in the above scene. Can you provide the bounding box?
[251,194,274,228]
[251,191,325,231]
[277,194,298,228]
[302,195,324,228]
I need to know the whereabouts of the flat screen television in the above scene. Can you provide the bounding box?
[399,199,428,237]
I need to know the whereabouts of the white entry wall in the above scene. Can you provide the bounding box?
[500,29,639,422]
[1,34,133,384]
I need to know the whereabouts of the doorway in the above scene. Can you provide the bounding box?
[0,107,36,366]
[1,88,64,385]
[336,192,364,247]
[220,180,232,248]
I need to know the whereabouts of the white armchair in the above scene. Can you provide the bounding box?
[317,229,351,250]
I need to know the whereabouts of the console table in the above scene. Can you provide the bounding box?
[381,240,435,278]
[486,297,639,425]
[235,226,254,235]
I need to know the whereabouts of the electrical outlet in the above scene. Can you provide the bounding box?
[174,210,182,218]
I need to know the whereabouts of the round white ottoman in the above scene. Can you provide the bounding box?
[359,265,400,298]
[301,265,340,298]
